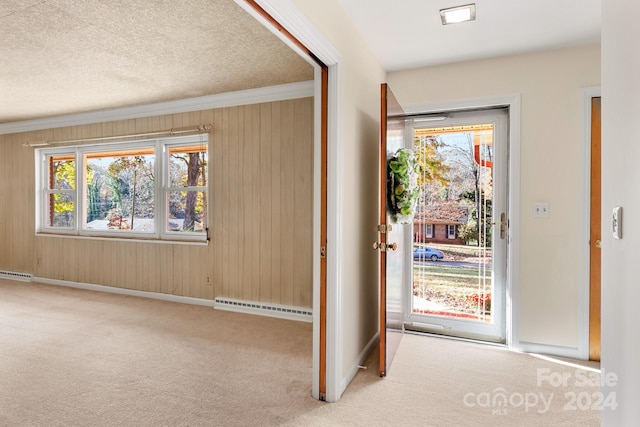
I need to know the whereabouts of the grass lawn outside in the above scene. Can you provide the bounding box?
[412,242,493,320]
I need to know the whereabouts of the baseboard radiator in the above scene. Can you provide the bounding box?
[0,270,33,282]
[214,297,312,323]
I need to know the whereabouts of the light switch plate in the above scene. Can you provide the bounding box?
[612,206,622,239]
[533,202,550,218]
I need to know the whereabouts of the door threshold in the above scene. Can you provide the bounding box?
[405,327,507,348]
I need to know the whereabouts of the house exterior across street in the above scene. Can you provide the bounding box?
[414,205,468,245]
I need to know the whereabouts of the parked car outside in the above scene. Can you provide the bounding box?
[413,246,444,262]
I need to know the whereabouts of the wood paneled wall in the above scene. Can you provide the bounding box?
[0,98,314,307]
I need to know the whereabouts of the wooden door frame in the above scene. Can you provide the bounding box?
[240,0,342,402]
[580,86,602,360]
[589,96,601,361]
[378,84,389,376]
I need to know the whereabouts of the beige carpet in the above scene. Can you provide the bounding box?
[287,334,601,427]
[0,280,601,426]
[0,280,320,426]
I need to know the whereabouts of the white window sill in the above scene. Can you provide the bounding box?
[35,232,209,246]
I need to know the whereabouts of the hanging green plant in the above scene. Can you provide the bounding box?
[387,148,421,224]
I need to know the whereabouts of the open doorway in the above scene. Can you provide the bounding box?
[240,0,331,400]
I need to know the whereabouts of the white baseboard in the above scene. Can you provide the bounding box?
[339,332,380,396]
[514,341,585,360]
[33,276,216,307]
[30,277,313,324]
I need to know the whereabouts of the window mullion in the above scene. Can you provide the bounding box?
[75,149,83,232]
[157,140,164,239]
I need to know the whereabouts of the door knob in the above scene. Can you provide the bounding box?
[373,242,397,252]
[595,240,601,248]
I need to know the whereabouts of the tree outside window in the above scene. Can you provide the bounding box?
[38,135,208,242]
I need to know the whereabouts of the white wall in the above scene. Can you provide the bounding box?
[601,1,640,423]
[291,0,386,401]
[388,45,600,352]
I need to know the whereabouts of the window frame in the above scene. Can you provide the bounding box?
[447,224,457,239]
[424,224,434,238]
[39,151,77,233]
[161,140,209,241]
[35,134,209,244]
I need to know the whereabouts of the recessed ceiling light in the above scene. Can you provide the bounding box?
[440,3,476,25]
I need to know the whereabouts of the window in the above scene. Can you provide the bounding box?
[36,134,208,242]
[447,224,457,239]
[44,154,76,228]
[425,224,434,238]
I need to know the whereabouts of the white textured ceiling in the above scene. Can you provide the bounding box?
[339,0,601,71]
[1,1,602,124]
[0,0,314,123]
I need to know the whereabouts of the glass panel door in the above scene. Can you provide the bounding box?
[406,108,508,342]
